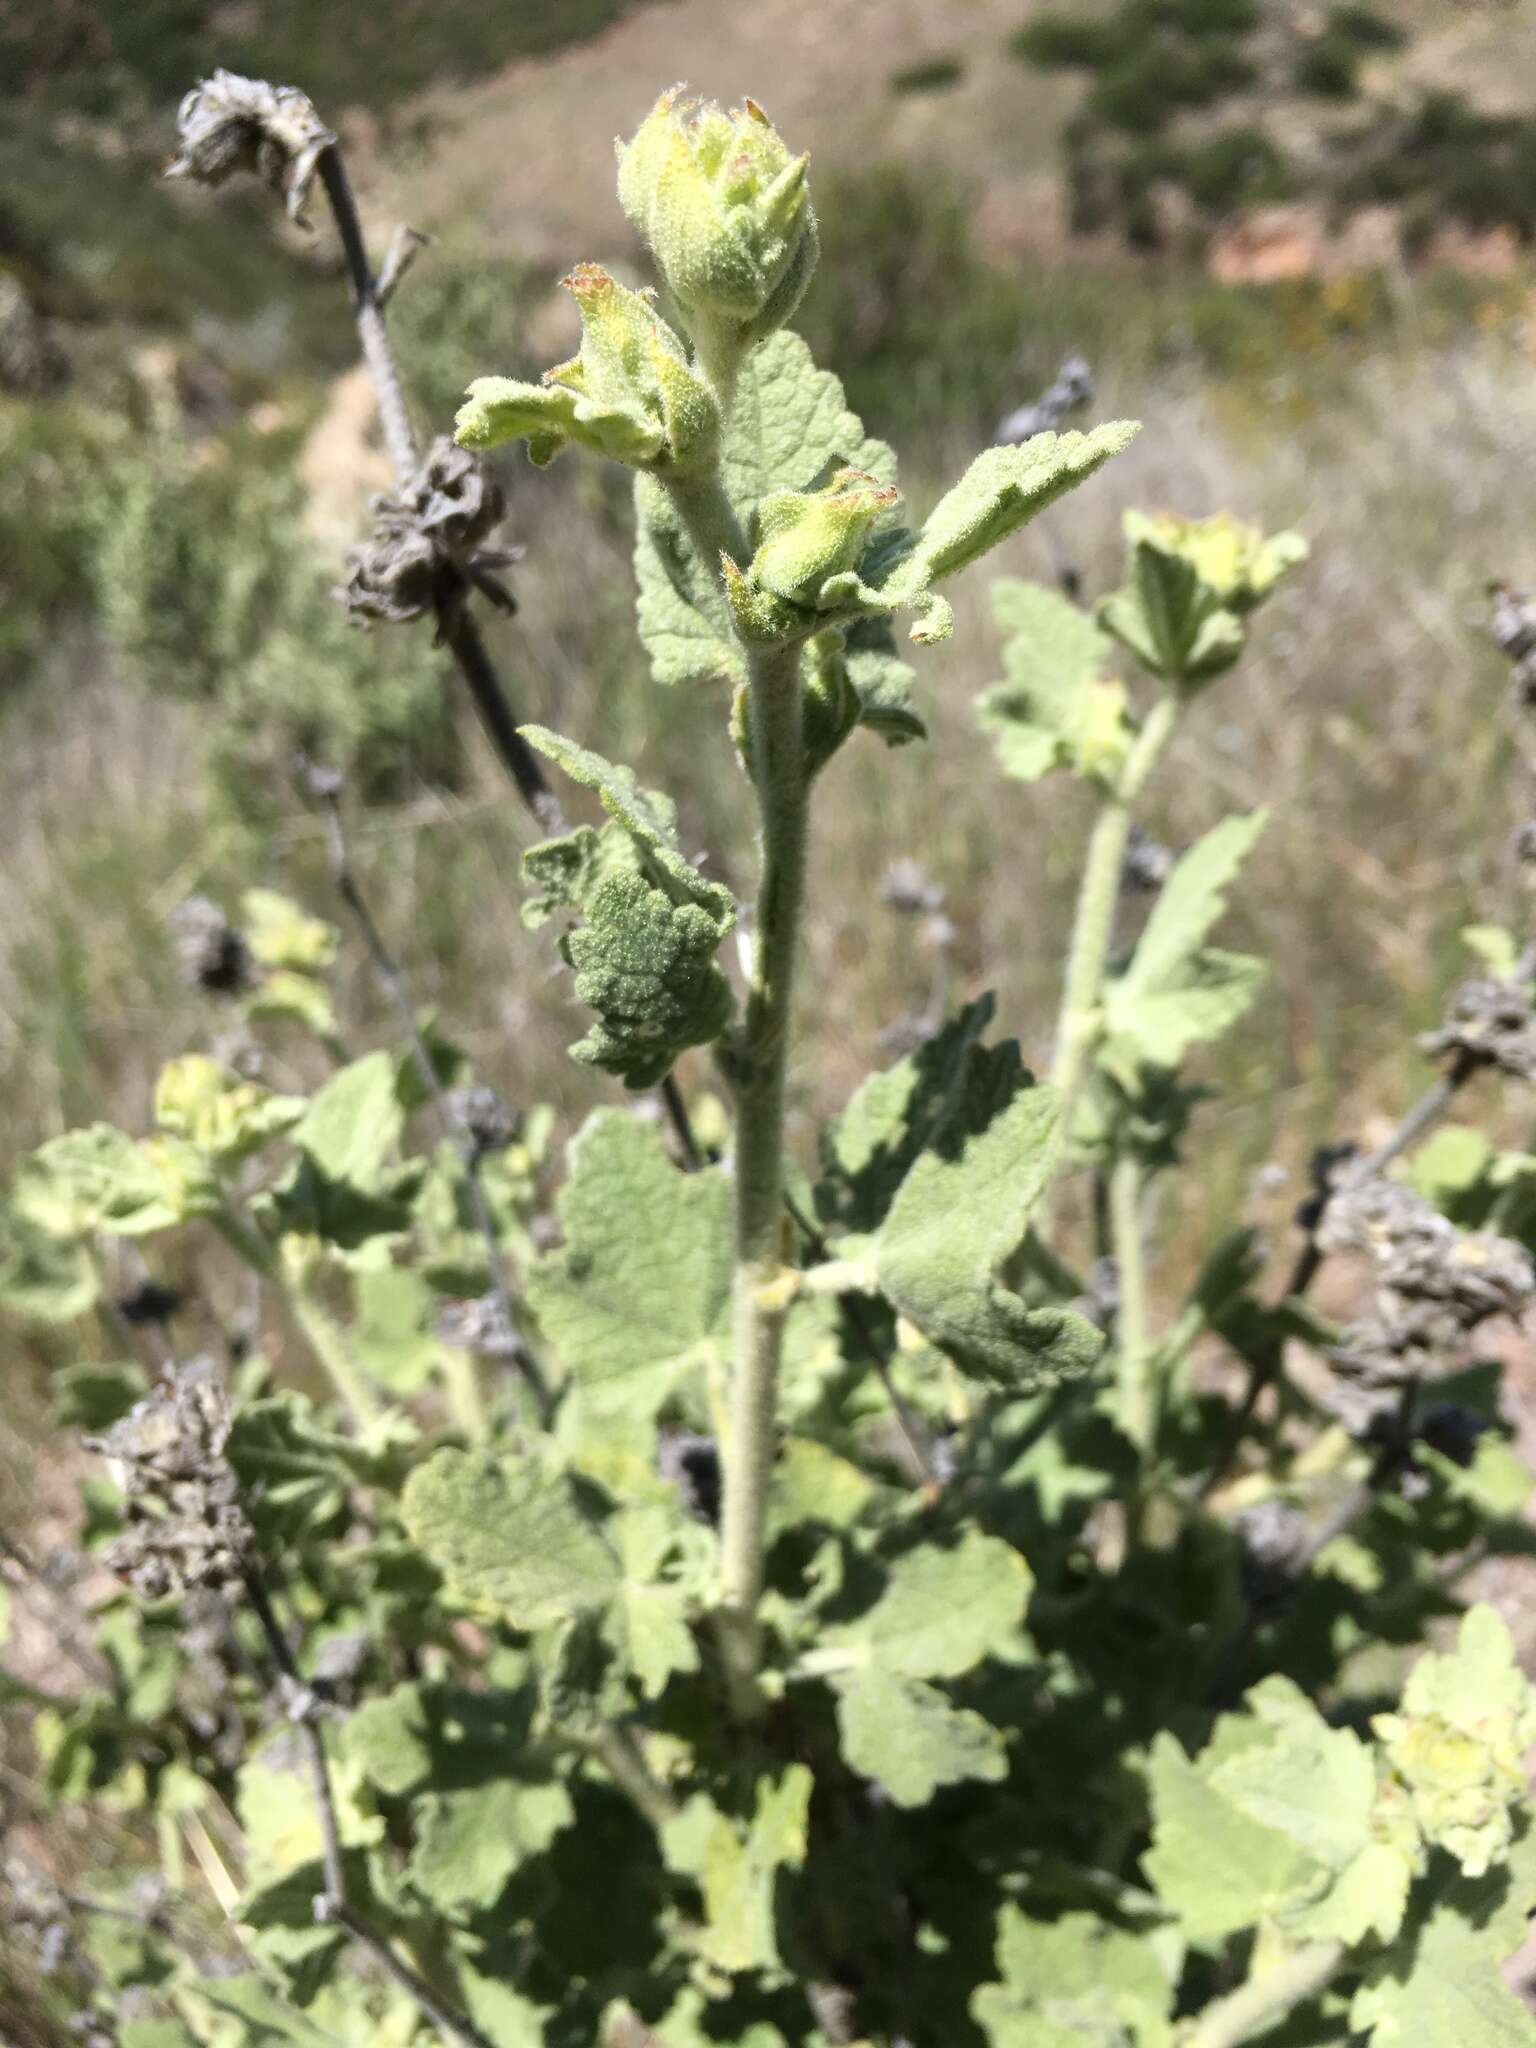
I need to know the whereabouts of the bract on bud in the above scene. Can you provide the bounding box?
[616,87,818,358]
[456,264,719,473]
[750,469,900,610]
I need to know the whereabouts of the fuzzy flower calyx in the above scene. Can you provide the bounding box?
[456,264,719,473]
[616,86,817,354]
[165,70,335,225]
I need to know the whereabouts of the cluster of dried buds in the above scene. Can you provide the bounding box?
[339,437,519,632]
[169,895,256,997]
[165,71,334,225]
[90,1362,254,1600]
[1419,972,1536,1082]
[1316,1177,1534,1432]
[445,1082,521,1163]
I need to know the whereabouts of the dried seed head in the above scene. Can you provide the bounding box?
[170,895,255,996]
[1233,1497,1309,1609]
[339,437,514,627]
[91,1360,254,1599]
[445,1082,521,1160]
[1420,976,1536,1083]
[996,354,1094,446]
[1121,822,1174,894]
[880,858,945,916]
[166,70,335,225]
[656,1428,721,1525]
[438,1291,522,1360]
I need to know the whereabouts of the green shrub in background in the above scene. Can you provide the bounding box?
[8,77,1536,2048]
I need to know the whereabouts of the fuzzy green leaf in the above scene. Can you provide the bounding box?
[0,1205,98,1322]
[821,1526,1032,1679]
[1103,811,1268,1080]
[979,579,1130,786]
[400,1447,619,1628]
[1143,1728,1318,1942]
[13,1126,183,1239]
[409,1777,574,1911]
[632,330,895,688]
[834,1670,1007,1807]
[972,1906,1175,2048]
[661,1766,813,1975]
[291,1051,404,1194]
[527,1110,732,1422]
[879,424,1138,644]
[817,995,1026,1233]
[875,1085,1104,1385]
[1350,1828,1536,2046]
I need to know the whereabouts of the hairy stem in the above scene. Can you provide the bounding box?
[1185,1942,1344,2048]
[717,640,808,1717]
[1109,1153,1154,1454]
[1049,696,1177,1141]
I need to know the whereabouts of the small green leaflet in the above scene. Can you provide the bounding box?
[292,1050,405,1194]
[819,1526,1032,1679]
[400,1446,619,1628]
[971,1906,1175,2047]
[834,1670,1007,1808]
[527,1110,732,1422]
[978,578,1129,786]
[1102,810,1268,1082]
[661,1766,813,1975]
[875,1085,1104,1385]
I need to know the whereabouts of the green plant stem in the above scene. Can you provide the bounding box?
[585,1725,681,1831]
[213,1209,382,1429]
[661,466,752,573]
[1049,695,1177,1135]
[717,639,808,1718]
[1109,1153,1154,1455]
[1184,1942,1344,2048]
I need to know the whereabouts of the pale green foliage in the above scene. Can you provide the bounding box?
[1098,509,1305,692]
[519,727,735,1087]
[820,1525,1032,1678]
[972,1907,1176,2048]
[1101,809,1269,1084]
[979,579,1134,787]
[400,1447,620,1626]
[661,1767,813,1974]
[527,1109,732,1423]
[832,1671,1007,1807]
[1374,1604,1536,1879]
[876,1085,1103,1384]
[153,1056,305,1165]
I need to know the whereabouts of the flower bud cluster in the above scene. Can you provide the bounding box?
[91,1360,254,1600]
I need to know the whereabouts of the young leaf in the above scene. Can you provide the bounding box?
[409,1777,573,1912]
[833,1670,1007,1808]
[1102,811,1269,1080]
[291,1050,405,1194]
[13,1126,183,1239]
[1350,1828,1536,2047]
[661,1766,813,1975]
[971,1906,1176,2048]
[978,578,1131,786]
[400,1447,620,1629]
[819,1526,1032,1679]
[875,1086,1104,1385]
[527,1110,732,1422]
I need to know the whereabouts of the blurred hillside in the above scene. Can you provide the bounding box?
[5,0,1536,1305]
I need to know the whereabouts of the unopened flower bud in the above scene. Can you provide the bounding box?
[616,87,818,360]
[738,469,900,637]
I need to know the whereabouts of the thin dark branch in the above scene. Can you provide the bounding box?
[317,787,552,1427]
[659,1072,704,1171]
[241,1566,494,2048]
[310,140,562,834]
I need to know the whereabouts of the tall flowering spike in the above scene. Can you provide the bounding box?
[456,264,719,473]
[616,87,818,362]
